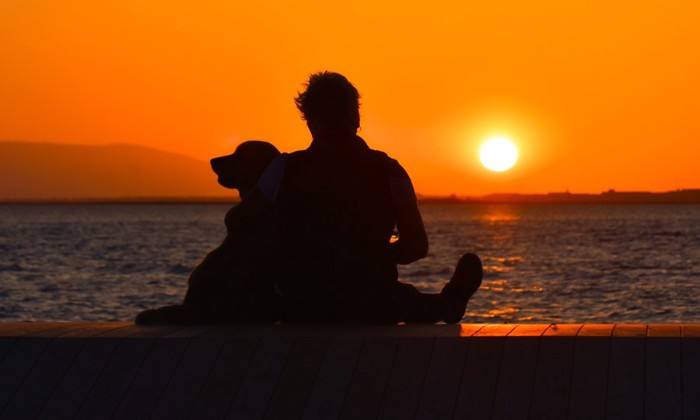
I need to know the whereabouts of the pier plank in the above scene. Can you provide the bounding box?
[24,322,96,338]
[0,322,31,336]
[456,323,486,337]
[577,324,615,337]
[74,338,155,419]
[114,337,190,418]
[568,335,610,419]
[647,323,681,337]
[302,337,363,420]
[1,337,85,419]
[378,337,435,419]
[682,333,700,420]
[96,324,152,337]
[681,324,700,337]
[226,335,294,419]
[163,324,219,338]
[473,323,517,336]
[0,322,73,337]
[340,337,400,420]
[646,327,682,419]
[58,322,132,337]
[0,337,15,365]
[271,324,328,338]
[507,323,550,336]
[414,337,470,420]
[48,322,100,336]
[452,336,507,420]
[529,335,576,419]
[150,337,226,420]
[2,322,700,419]
[613,323,648,337]
[423,323,467,337]
[543,323,582,336]
[99,324,183,338]
[199,324,281,339]
[318,323,442,338]
[390,324,453,337]
[606,325,646,419]
[38,337,120,419]
[264,336,330,419]
[371,324,437,337]
[491,335,541,420]
[188,337,260,419]
[0,324,79,366]
[0,337,52,412]
[306,324,367,338]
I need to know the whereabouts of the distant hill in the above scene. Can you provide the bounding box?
[0,141,233,200]
[478,190,700,204]
[419,190,700,204]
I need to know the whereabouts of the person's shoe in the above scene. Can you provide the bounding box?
[440,253,483,324]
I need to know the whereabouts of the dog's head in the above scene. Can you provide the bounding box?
[210,141,280,190]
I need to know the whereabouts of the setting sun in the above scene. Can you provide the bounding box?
[2,1,700,196]
[479,137,518,172]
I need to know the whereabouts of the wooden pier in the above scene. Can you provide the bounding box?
[0,322,698,419]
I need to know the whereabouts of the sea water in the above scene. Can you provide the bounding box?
[0,203,698,323]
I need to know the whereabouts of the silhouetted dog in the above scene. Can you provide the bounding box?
[135,141,280,324]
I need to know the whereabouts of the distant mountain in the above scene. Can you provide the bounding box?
[0,141,233,200]
[418,190,700,204]
[478,190,700,204]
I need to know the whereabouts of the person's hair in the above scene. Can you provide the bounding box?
[294,71,360,133]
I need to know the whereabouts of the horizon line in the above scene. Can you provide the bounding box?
[2,189,700,205]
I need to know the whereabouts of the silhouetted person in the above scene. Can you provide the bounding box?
[259,71,482,323]
[135,141,280,325]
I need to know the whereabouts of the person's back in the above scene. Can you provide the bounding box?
[274,137,407,321]
[260,72,428,322]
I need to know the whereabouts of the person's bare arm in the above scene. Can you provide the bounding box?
[390,200,428,264]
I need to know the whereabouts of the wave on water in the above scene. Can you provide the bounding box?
[0,263,23,272]
[1,203,699,323]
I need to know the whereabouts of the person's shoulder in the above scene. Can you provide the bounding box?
[284,149,315,165]
[258,153,290,201]
[368,148,390,161]
[361,138,398,163]
[368,149,415,202]
[367,148,409,177]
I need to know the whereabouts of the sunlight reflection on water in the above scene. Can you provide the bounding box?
[400,203,700,323]
[1,203,699,323]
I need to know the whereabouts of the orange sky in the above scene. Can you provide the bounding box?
[2,1,699,196]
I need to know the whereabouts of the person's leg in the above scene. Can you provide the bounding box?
[394,282,444,324]
[396,253,483,324]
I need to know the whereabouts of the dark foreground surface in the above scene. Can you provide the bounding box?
[0,322,698,419]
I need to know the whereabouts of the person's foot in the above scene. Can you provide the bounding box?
[440,253,483,324]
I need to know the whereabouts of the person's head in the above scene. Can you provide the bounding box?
[295,71,360,139]
[210,141,280,197]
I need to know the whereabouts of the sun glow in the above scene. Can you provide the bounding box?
[479,137,518,172]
